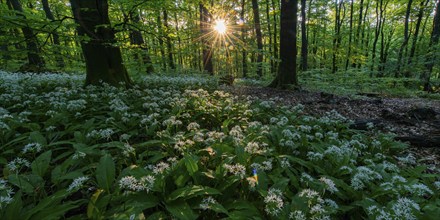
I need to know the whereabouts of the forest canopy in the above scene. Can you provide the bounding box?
[0,0,439,89]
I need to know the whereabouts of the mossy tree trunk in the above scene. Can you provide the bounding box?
[70,0,132,87]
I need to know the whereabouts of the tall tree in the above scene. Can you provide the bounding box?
[265,0,274,74]
[424,0,440,91]
[200,3,213,74]
[126,10,154,74]
[8,0,45,70]
[332,0,345,73]
[42,0,64,68]
[251,0,263,77]
[407,0,430,71]
[395,0,413,77]
[300,0,308,71]
[241,0,247,77]
[70,0,132,87]
[163,9,175,69]
[269,0,298,88]
[345,0,353,71]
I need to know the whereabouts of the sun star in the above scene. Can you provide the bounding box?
[214,19,227,34]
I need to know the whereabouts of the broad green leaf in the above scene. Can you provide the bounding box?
[8,175,34,194]
[31,150,52,177]
[168,185,221,201]
[4,191,24,220]
[96,154,115,193]
[183,155,198,176]
[165,200,198,220]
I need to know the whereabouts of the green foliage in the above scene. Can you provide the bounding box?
[0,71,439,219]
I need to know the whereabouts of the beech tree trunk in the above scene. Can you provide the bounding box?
[200,3,213,74]
[70,0,132,87]
[265,0,274,74]
[241,0,247,77]
[300,0,308,71]
[424,0,440,91]
[163,10,175,70]
[395,0,413,77]
[251,0,263,77]
[408,0,430,71]
[8,0,45,70]
[128,11,154,74]
[269,0,298,88]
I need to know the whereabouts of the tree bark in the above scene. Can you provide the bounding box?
[70,0,132,87]
[395,0,413,77]
[269,0,298,88]
[156,13,166,70]
[345,0,354,71]
[163,10,175,70]
[200,3,213,74]
[265,0,274,74]
[271,0,279,73]
[408,0,430,72]
[241,0,247,77]
[8,0,45,70]
[251,0,264,77]
[300,0,308,71]
[424,0,440,91]
[128,10,154,74]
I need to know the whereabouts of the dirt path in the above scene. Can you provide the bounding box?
[224,85,440,170]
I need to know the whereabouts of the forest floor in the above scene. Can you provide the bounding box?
[224,85,440,171]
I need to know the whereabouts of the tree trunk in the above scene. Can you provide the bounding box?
[271,0,279,73]
[200,3,213,74]
[241,0,247,77]
[408,0,430,72]
[251,0,264,77]
[70,0,132,87]
[269,0,298,88]
[173,11,184,67]
[371,0,384,73]
[332,0,344,74]
[265,0,274,74]
[300,0,308,71]
[42,0,64,68]
[163,10,175,70]
[128,11,154,74]
[156,13,166,70]
[395,0,413,77]
[8,0,45,70]
[345,0,354,71]
[424,0,440,91]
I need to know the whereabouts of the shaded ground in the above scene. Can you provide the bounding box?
[224,85,440,170]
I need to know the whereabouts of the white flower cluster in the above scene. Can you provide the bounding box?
[119,175,155,192]
[264,188,284,216]
[319,177,339,194]
[368,198,420,220]
[245,141,267,154]
[67,176,89,192]
[0,179,14,209]
[7,157,31,172]
[87,128,114,140]
[146,161,171,175]
[187,122,200,131]
[162,116,182,127]
[199,196,217,210]
[22,142,43,154]
[351,166,383,190]
[122,143,135,157]
[223,163,246,179]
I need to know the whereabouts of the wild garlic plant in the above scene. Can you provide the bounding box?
[0,71,439,219]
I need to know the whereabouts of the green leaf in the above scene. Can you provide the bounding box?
[165,200,198,220]
[168,185,221,201]
[4,191,24,220]
[31,150,52,177]
[8,175,34,194]
[29,131,47,145]
[96,154,115,193]
[183,155,198,176]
